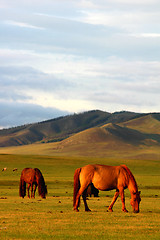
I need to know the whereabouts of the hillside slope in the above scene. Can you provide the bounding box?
[58,121,160,149]
[0,114,160,159]
[0,110,142,147]
[119,115,160,134]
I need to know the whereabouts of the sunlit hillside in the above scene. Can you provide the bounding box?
[0,110,142,147]
[119,115,160,134]
[0,114,160,160]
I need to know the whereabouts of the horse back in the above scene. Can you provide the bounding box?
[80,164,127,191]
[21,168,36,183]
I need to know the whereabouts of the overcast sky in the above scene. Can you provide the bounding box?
[0,0,160,128]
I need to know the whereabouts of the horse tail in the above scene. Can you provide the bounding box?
[121,165,138,190]
[73,167,81,207]
[34,168,47,198]
[19,173,26,198]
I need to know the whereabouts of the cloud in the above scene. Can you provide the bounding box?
[1,3,159,60]
[5,20,45,30]
[0,56,160,114]
[0,65,71,92]
[0,0,160,128]
[0,102,69,129]
[131,33,160,38]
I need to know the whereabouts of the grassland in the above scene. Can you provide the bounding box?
[0,153,160,240]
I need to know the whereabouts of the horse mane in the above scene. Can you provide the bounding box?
[34,168,47,197]
[121,165,138,192]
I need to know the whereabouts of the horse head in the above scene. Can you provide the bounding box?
[130,191,141,213]
[41,185,47,199]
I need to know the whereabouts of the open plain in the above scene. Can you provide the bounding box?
[0,111,160,239]
[0,152,159,240]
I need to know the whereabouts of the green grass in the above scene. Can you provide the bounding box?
[0,154,160,239]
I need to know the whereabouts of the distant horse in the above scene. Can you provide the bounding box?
[86,183,99,197]
[2,167,7,171]
[13,168,18,172]
[19,168,47,199]
[73,164,141,213]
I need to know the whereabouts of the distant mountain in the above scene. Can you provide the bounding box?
[0,110,159,147]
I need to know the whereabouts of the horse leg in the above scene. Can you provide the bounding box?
[74,186,89,212]
[82,189,91,212]
[31,184,33,198]
[33,184,37,198]
[108,190,119,212]
[119,188,128,212]
[27,184,30,198]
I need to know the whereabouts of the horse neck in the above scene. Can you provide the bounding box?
[128,178,138,195]
[122,165,138,194]
[34,169,42,182]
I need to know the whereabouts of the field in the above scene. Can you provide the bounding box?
[0,153,160,240]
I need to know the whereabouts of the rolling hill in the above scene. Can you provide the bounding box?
[0,110,142,147]
[0,110,160,154]
[0,111,160,159]
[57,119,160,150]
[119,114,160,134]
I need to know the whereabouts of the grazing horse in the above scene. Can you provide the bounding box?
[13,168,18,172]
[73,164,141,213]
[19,168,47,199]
[2,167,7,171]
[86,183,99,197]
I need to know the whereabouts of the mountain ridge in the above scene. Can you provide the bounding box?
[0,110,159,147]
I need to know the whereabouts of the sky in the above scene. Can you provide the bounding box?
[0,0,160,128]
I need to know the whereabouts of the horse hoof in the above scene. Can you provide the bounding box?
[85,209,91,212]
[108,208,113,212]
[123,209,128,212]
[134,210,139,213]
[74,208,79,212]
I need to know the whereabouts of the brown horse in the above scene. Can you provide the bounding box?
[19,168,47,199]
[73,164,141,213]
